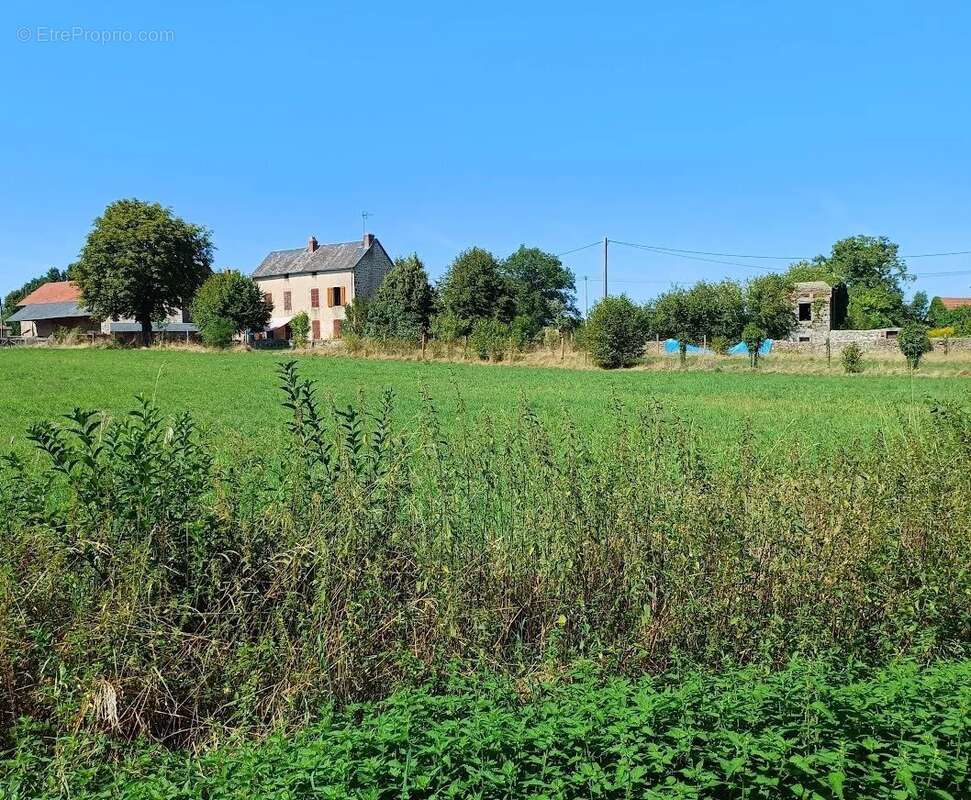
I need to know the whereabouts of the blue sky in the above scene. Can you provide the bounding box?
[2,1,970,305]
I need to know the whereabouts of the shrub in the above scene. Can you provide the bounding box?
[841,342,865,373]
[898,321,932,369]
[928,326,955,339]
[710,334,730,355]
[290,311,310,348]
[199,315,235,348]
[192,270,271,339]
[584,295,645,368]
[468,318,509,361]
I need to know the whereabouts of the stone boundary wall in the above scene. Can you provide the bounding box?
[774,334,971,354]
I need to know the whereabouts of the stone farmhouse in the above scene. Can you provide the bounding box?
[252,233,393,341]
[7,280,196,339]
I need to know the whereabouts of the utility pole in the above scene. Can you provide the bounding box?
[361,211,372,236]
[584,276,589,318]
[603,236,608,298]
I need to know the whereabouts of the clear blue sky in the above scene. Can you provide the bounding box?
[3,1,970,306]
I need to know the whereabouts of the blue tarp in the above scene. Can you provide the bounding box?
[662,338,773,356]
[727,339,773,356]
[662,339,711,355]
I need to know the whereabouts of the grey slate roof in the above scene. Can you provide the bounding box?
[106,322,199,333]
[7,301,90,322]
[252,241,368,279]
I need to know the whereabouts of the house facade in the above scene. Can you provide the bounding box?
[251,233,393,340]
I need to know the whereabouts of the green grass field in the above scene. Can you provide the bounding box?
[2,347,968,457]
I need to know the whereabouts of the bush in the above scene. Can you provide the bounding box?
[710,334,730,355]
[199,315,235,348]
[841,342,865,373]
[928,326,955,339]
[468,318,509,361]
[898,321,932,369]
[290,311,310,348]
[584,295,645,369]
[1,363,969,746]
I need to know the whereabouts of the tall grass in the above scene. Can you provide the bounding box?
[0,362,968,745]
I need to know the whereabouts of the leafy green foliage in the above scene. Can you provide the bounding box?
[500,245,578,339]
[898,322,933,370]
[928,297,971,336]
[365,254,435,341]
[468,317,512,361]
[841,342,865,373]
[742,322,767,368]
[744,273,796,340]
[199,315,236,348]
[192,270,271,342]
[5,660,970,799]
[72,199,213,345]
[435,247,511,335]
[584,295,646,368]
[290,311,310,347]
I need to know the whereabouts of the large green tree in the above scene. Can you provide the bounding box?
[73,199,214,346]
[500,246,578,340]
[585,295,646,368]
[192,270,271,346]
[365,254,435,340]
[2,267,68,335]
[744,274,796,339]
[435,247,512,336]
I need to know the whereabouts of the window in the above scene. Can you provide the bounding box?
[799,336,811,343]
[310,288,320,308]
[283,291,292,312]
[263,292,273,308]
[328,287,345,307]
[885,329,898,338]
[312,319,320,340]
[798,302,811,321]
[332,319,342,338]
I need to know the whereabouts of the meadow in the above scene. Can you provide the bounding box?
[2,347,970,458]
[1,347,969,798]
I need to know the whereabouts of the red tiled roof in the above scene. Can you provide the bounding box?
[939,297,971,311]
[17,280,81,305]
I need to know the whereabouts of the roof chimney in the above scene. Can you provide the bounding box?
[363,232,375,248]
[308,235,318,253]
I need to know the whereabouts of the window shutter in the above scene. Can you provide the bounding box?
[333,319,342,338]
[263,293,273,307]
[312,320,320,340]
[284,291,292,311]
[327,288,334,308]
[310,288,319,308]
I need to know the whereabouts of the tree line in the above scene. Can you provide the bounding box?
[1,198,964,354]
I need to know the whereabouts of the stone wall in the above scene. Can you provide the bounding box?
[773,333,971,354]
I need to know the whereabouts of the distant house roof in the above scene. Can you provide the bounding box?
[7,301,89,322]
[940,297,971,311]
[252,238,372,279]
[18,280,82,305]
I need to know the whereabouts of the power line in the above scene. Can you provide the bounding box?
[609,240,806,261]
[608,240,776,272]
[556,241,601,257]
